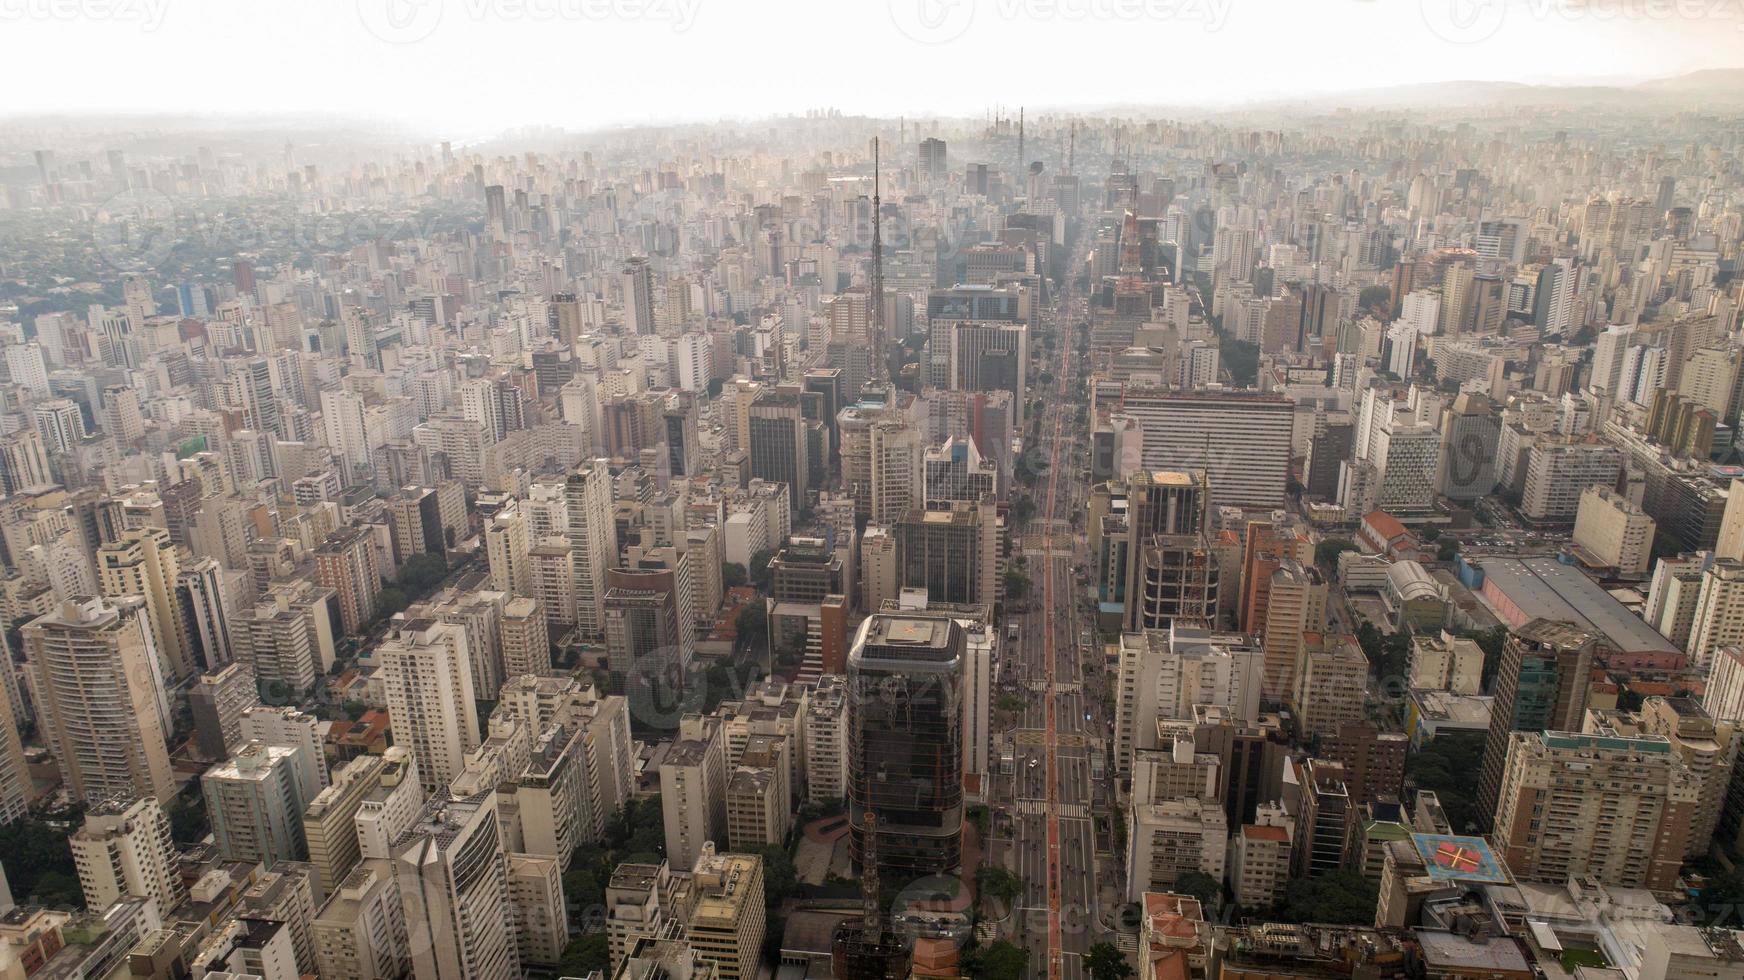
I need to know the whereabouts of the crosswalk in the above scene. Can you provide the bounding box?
[1013,730,1087,746]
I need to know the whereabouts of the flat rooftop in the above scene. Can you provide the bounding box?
[1474,557,1675,653]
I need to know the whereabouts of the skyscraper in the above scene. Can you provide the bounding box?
[69,797,186,916]
[203,741,312,868]
[603,568,693,731]
[1120,470,1220,633]
[23,596,175,804]
[393,789,520,980]
[848,610,964,879]
[917,137,947,182]
[313,525,382,636]
[96,526,191,682]
[1491,730,1697,890]
[893,499,999,608]
[378,619,480,794]
[1476,619,1603,828]
[622,257,655,336]
[565,459,615,641]
[747,390,811,510]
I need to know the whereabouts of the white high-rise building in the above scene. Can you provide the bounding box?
[1116,389,1294,510]
[31,398,86,455]
[1114,626,1263,773]
[23,596,175,804]
[312,859,410,980]
[96,526,191,683]
[3,343,49,398]
[393,790,520,980]
[1399,290,1441,336]
[378,620,480,794]
[622,258,655,336]
[320,389,372,482]
[565,460,615,641]
[1689,560,1744,671]
[69,797,186,917]
[1573,486,1656,576]
[485,502,532,596]
[203,741,312,868]
[672,332,711,393]
[242,706,330,798]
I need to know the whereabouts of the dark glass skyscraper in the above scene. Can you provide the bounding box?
[847,611,964,881]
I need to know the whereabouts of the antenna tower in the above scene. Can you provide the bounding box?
[870,137,886,382]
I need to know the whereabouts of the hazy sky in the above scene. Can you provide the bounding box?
[3,0,1741,137]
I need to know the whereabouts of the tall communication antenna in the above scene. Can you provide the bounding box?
[1067,120,1076,176]
[1017,106,1025,175]
[861,811,882,942]
[870,136,886,382]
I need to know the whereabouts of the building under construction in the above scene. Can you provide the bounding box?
[832,813,910,980]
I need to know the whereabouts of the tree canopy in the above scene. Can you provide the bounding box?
[1315,538,1358,571]
[1087,942,1135,980]
[1406,731,1486,833]
[1279,869,1378,925]
[0,818,84,908]
[966,941,1030,980]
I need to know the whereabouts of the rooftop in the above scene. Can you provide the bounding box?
[1475,558,1673,653]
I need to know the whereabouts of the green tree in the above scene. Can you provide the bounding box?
[722,563,748,590]
[760,844,798,907]
[1217,334,1259,386]
[563,864,604,909]
[735,602,768,647]
[1354,621,1412,681]
[1087,942,1135,980]
[1279,869,1378,925]
[1315,538,1358,571]
[399,553,449,592]
[749,549,776,591]
[376,586,410,619]
[555,933,610,977]
[1174,870,1222,911]
[1406,731,1486,832]
[168,798,210,847]
[0,819,84,907]
[976,866,1023,907]
[1003,572,1031,601]
[1437,538,1460,563]
[966,941,1030,980]
[1359,284,1392,313]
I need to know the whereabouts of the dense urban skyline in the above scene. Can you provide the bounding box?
[3,9,1744,980]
